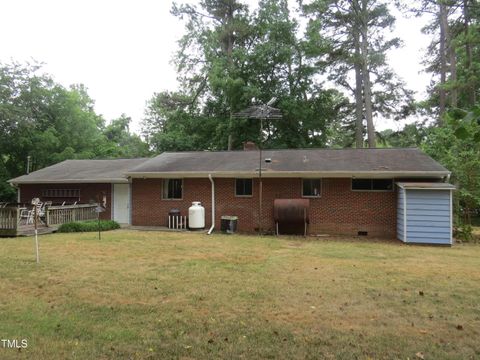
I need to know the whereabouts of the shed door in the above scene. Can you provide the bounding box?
[113,184,130,224]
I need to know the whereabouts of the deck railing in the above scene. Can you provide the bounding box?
[0,204,98,236]
[46,204,98,226]
[0,207,19,236]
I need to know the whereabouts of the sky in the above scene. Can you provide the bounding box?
[1,0,432,134]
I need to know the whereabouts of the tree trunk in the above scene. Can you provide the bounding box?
[226,4,234,150]
[448,41,457,108]
[354,31,364,148]
[445,6,457,108]
[360,0,376,148]
[463,0,476,106]
[362,62,376,148]
[438,3,448,122]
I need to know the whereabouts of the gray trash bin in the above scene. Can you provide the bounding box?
[221,216,238,234]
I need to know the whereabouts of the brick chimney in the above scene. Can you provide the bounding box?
[243,141,258,151]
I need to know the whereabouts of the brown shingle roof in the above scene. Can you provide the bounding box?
[127,148,449,178]
[9,158,149,184]
[8,149,450,184]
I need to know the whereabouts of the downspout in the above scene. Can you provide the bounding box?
[207,174,215,235]
[128,177,133,225]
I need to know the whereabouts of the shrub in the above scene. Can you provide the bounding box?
[57,220,120,233]
[453,223,474,242]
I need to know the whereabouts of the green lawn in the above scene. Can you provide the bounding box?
[1,230,479,359]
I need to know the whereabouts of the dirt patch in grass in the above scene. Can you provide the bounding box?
[0,231,479,359]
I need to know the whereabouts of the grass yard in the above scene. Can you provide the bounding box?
[1,230,479,359]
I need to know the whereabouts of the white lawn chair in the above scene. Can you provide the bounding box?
[20,202,35,223]
[23,199,43,225]
[20,207,30,222]
[28,203,43,224]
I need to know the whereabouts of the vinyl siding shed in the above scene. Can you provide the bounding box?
[397,182,455,245]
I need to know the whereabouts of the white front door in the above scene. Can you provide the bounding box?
[113,184,130,224]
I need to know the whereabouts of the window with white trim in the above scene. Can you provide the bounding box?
[302,179,321,197]
[235,179,253,197]
[162,179,183,199]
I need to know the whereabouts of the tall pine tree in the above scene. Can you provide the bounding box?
[302,0,414,148]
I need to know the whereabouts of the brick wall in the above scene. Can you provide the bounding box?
[131,178,212,228]
[132,177,397,238]
[19,183,112,220]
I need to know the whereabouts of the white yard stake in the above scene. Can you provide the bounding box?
[34,205,39,264]
[35,229,39,263]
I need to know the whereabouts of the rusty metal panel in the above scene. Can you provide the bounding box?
[274,199,310,235]
[273,199,310,223]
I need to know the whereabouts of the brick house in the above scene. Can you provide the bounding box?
[9,148,454,243]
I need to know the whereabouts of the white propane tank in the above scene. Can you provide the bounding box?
[188,202,205,230]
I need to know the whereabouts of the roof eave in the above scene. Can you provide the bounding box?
[126,170,450,179]
[9,178,129,185]
[396,182,456,190]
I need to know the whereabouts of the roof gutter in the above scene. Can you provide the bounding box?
[397,186,456,190]
[396,183,456,190]
[207,174,215,235]
[125,170,450,179]
[8,179,130,185]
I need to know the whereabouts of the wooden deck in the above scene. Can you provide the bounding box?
[0,204,97,237]
[16,224,59,237]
